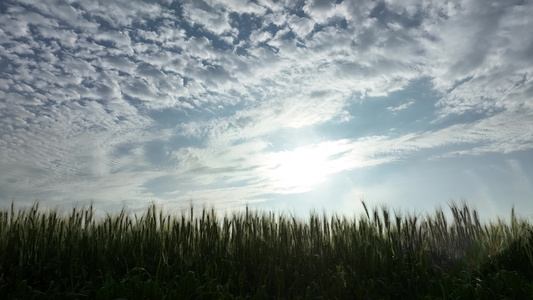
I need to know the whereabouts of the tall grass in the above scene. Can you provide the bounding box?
[0,200,532,299]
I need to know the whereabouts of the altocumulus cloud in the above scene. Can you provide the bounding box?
[0,0,532,216]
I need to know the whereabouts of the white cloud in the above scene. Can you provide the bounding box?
[288,15,315,39]
[172,88,351,149]
[100,56,137,73]
[210,0,267,15]
[256,0,285,12]
[1,0,533,211]
[249,29,272,45]
[182,3,237,38]
[262,10,288,27]
[302,0,338,24]
[387,100,415,112]
[417,0,533,118]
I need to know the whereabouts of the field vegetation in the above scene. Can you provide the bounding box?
[0,200,532,299]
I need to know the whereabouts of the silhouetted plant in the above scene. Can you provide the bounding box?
[0,200,531,299]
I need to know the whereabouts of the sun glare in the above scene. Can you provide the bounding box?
[266,146,333,192]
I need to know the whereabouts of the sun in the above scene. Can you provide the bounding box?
[266,145,333,192]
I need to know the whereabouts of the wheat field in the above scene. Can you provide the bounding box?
[0,200,532,299]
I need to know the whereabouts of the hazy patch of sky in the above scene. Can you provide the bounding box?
[306,78,438,141]
[141,174,183,197]
[276,125,326,145]
[142,140,176,167]
[147,107,194,127]
[369,1,423,29]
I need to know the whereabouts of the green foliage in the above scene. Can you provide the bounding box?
[0,200,532,299]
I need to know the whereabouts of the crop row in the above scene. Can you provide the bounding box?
[0,201,532,298]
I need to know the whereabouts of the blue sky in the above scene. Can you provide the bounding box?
[1,0,532,221]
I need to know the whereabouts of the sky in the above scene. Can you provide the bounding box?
[1,0,532,222]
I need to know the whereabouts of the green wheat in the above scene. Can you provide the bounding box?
[0,200,531,299]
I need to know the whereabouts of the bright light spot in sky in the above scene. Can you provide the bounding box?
[266,146,333,193]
